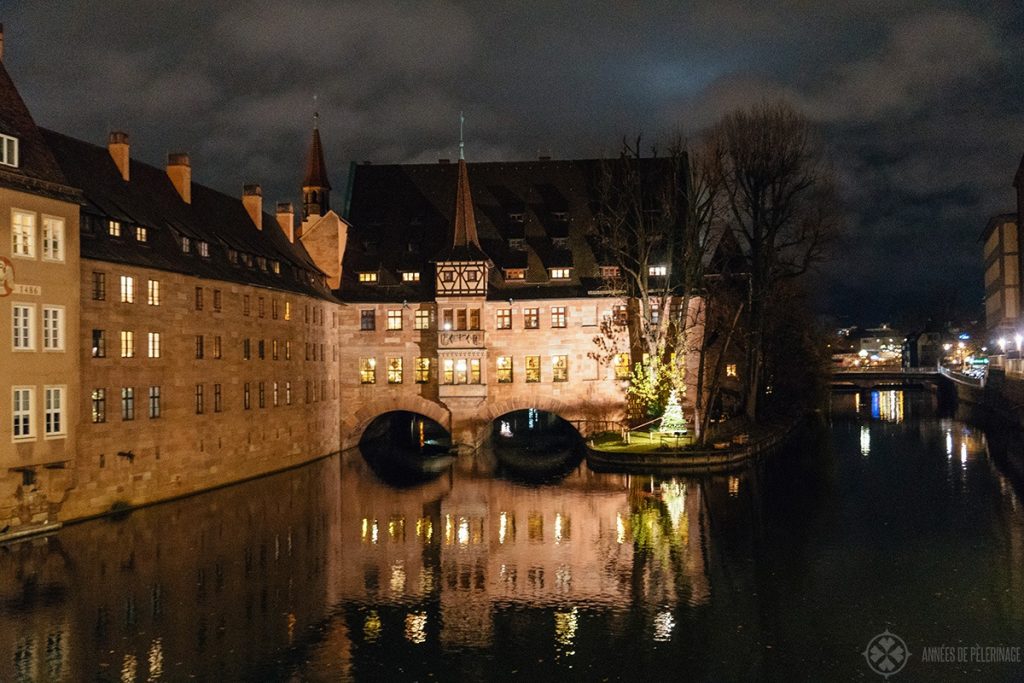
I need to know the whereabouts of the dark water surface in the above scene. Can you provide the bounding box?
[2,390,1024,681]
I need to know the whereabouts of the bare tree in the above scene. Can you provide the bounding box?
[708,101,840,419]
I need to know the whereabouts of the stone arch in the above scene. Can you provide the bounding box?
[343,396,451,451]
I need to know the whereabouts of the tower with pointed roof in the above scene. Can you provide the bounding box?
[302,113,331,219]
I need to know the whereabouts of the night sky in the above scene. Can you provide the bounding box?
[3,2,1022,326]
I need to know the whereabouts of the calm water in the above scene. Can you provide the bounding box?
[2,391,1024,682]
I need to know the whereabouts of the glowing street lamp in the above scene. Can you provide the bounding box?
[1017,334,1023,352]
[999,338,1007,353]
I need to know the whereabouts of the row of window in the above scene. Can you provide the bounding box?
[11,304,65,351]
[357,355,571,384]
[89,380,335,422]
[10,209,65,261]
[353,265,666,285]
[359,306,574,332]
[91,272,332,326]
[10,386,65,441]
[90,330,333,363]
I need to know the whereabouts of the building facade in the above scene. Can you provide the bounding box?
[984,155,1024,343]
[0,27,707,535]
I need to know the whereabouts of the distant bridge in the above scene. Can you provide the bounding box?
[831,366,982,390]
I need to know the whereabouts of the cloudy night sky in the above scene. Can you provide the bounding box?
[2,2,1022,327]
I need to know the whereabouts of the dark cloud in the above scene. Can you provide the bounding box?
[2,2,1021,326]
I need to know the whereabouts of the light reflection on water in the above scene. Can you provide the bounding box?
[0,390,1023,680]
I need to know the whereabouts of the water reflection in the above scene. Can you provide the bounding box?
[1,391,1024,680]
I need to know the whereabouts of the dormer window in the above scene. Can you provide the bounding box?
[256,256,267,270]
[181,236,191,253]
[358,272,378,283]
[441,271,455,283]
[402,271,420,282]
[108,220,122,237]
[242,253,253,267]
[649,265,667,276]
[0,134,18,168]
[601,265,620,279]
[466,271,479,282]
[508,212,525,223]
[552,211,568,222]
[504,268,526,281]
[550,268,571,280]
[228,249,238,264]
[198,241,210,258]
[134,226,148,242]
[271,260,280,274]
[509,237,526,250]
[552,237,569,249]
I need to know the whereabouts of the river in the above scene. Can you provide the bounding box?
[1,390,1023,681]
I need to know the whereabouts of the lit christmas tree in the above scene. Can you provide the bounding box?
[659,390,687,434]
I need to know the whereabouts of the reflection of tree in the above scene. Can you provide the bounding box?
[628,479,694,607]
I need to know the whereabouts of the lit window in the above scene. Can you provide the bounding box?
[613,304,628,325]
[284,301,291,320]
[524,308,539,329]
[359,272,378,283]
[285,381,292,405]
[91,388,106,423]
[42,306,64,351]
[649,265,667,276]
[415,309,431,330]
[272,382,279,407]
[11,210,35,257]
[388,357,403,383]
[243,383,251,410]
[551,306,566,328]
[147,279,160,305]
[496,309,512,329]
[181,236,190,253]
[552,355,568,382]
[469,308,481,330]
[387,310,403,330]
[108,220,121,237]
[505,268,526,281]
[415,357,431,383]
[615,353,631,380]
[120,275,135,303]
[43,385,64,438]
[497,356,513,383]
[726,363,737,378]
[12,387,33,439]
[121,387,135,421]
[135,226,147,242]
[360,358,377,384]
[42,216,65,261]
[120,330,135,358]
[550,268,571,280]
[402,271,420,282]
[361,310,376,331]
[600,265,620,279]
[12,304,34,350]
[198,241,209,257]
[0,134,19,167]
[525,355,541,383]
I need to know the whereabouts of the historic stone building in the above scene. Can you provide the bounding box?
[0,25,706,535]
[983,155,1024,343]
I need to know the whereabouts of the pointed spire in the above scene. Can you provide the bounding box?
[302,108,331,219]
[459,110,465,161]
[452,158,480,249]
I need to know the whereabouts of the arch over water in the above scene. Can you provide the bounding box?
[358,410,451,449]
[343,397,451,450]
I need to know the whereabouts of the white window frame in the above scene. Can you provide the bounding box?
[43,385,66,438]
[120,330,135,358]
[0,134,18,168]
[12,386,34,441]
[12,303,35,351]
[120,275,135,303]
[107,220,121,237]
[41,215,65,262]
[11,209,35,258]
[147,332,161,358]
[147,279,160,306]
[42,305,65,351]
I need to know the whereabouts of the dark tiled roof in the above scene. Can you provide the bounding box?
[40,129,336,300]
[0,61,77,200]
[343,158,665,301]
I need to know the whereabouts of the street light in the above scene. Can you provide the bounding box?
[999,338,1007,353]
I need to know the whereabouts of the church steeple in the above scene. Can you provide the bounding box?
[302,112,331,219]
[452,157,481,250]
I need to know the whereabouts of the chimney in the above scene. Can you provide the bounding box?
[108,131,130,182]
[276,201,295,242]
[0,23,5,62]
[166,153,191,204]
[242,184,262,230]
